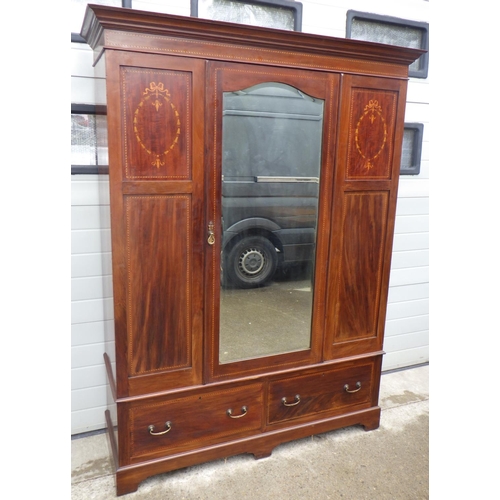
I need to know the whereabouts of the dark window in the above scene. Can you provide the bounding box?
[191,0,302,31]
[346,11,429,78]
[71,105,108,174]
[400,123,424,175]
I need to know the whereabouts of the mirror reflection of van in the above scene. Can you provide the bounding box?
[221,83,324,288]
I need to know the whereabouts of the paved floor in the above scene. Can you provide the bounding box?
[71,364,428,499]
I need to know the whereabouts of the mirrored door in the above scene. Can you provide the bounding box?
[205,63,339,381]
[220,82,323,363]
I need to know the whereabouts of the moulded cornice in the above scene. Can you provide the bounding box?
[81,4,424,69]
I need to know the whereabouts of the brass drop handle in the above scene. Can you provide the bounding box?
[207,221,215,245]
[281,394,301,407]
[344,382,362,394]
[148,421,172,436]
[227,406,248,419]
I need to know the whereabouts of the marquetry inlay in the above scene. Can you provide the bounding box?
[354,100,387,171]
[133,82,181,169]
[346,89,397,180]
[122,67,191,179]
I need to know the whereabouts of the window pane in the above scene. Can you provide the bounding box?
[198,0,295,30]
[133,0,189,15]
[401,128,416,170]
[71,114,97,165]
[351,19,424,72]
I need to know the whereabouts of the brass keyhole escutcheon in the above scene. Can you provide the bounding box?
[207,221,215,245]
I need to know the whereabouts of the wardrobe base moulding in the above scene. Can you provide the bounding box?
[106,407,381,497]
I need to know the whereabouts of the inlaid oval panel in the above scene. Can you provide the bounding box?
[133,82,181,169]
[121,67,191,179]
[346,89,397,179]
[354,99,387,170]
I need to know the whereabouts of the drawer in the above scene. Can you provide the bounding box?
[129,383,264,460]
[267,361,376,425]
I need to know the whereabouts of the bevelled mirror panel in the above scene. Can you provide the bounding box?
[219,82,324,363]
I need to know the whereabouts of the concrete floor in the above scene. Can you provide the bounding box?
[71,364,428,500]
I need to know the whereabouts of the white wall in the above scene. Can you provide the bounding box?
[71,0,429,434]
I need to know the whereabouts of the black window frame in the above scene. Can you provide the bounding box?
[346,10,429,79]
[71,104,109,175]
[190,0,303,31]
[400,123,424,176]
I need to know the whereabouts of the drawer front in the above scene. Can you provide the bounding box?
[267,361,376,425]
[129,383,263,460]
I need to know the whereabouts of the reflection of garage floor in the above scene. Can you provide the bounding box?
[219,275,313,363]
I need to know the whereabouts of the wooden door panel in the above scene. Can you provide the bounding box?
[104,51,205,397]
[333,191,390,341]
[324,75,407,359]
[126,195,192,375]
[346,89,398,180]
[204,61,339,382]
[121,67,191,180]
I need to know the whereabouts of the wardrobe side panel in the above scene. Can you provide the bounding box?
[105,51,205,397]
[325,75,407,359]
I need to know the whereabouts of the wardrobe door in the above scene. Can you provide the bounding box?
[324,75,408,360]
[105,51,205,397]
[204,61,339,382]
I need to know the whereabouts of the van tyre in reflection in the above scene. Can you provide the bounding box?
[225,236,278,288]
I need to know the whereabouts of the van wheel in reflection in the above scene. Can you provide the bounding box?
[225,236,278,288]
